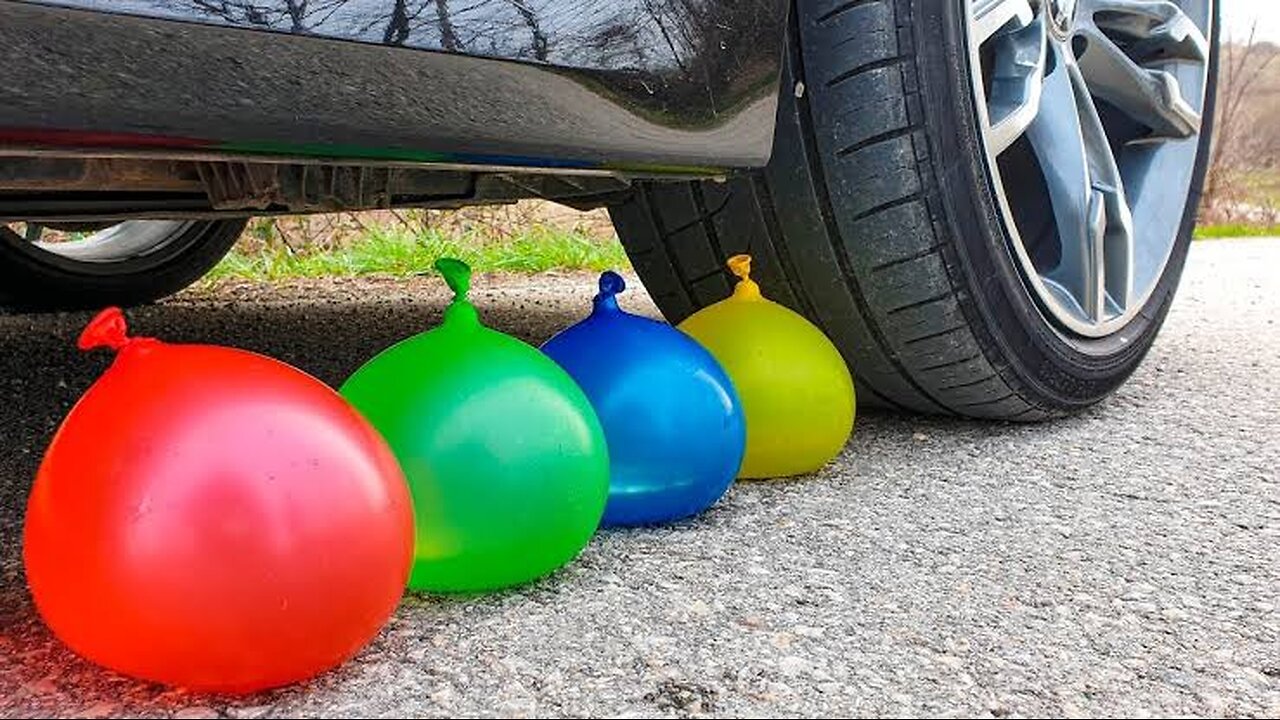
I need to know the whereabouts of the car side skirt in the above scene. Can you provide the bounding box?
[0,0,786,175]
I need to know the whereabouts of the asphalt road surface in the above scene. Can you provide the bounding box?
[1,239,1276,718]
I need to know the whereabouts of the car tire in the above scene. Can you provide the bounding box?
[610,0,1218,420]
[0,219,245,311]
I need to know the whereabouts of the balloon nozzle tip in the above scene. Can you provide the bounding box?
[727,254,752,281]
[597,270,626,298]
[726,254,762,300]
[434,257,472,299]
[77,307,131,352]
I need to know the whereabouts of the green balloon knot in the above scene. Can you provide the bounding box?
[435,257,471,300]
[435,258,480,328]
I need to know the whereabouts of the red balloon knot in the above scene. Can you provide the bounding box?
[77,307,132,352]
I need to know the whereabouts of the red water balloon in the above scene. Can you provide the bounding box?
[23,308,414,693]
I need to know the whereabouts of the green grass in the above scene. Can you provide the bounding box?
[204,211,1272,284]
[1194,223,1280,239]
[204,225,631,283]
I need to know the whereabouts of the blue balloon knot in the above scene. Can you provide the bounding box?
[598,271,625,297]
[594,271,626,313]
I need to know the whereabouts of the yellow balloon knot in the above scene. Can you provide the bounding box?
[727,254,762,301]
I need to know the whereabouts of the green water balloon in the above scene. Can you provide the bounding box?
[340,258,609,593]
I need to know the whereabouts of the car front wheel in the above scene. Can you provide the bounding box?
[611,0,1218,420]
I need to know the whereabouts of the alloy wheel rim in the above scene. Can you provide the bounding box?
[967,0,1213,338]
[10,220,195,263]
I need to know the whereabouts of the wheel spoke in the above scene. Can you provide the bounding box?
[986,15,1049,155]
[1075,0,1207,139]
[971,0,1036,44]
[1025,46,1134,321]
[1097,175,1134,313]
[1079,0,1208,60]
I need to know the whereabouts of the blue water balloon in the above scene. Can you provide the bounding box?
[542,271,746,527]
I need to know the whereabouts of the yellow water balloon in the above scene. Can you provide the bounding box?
[678,255,855,479]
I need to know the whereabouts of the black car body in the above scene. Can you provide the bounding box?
[2,0,785,212]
